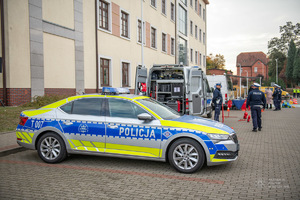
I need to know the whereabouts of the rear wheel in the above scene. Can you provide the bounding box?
[37,132,67,163]
[168,138,205,173]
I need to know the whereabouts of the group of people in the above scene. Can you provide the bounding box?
[293,88,300,98]
[212,82,283,132]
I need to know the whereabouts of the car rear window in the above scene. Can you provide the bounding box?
[60,98,104,116]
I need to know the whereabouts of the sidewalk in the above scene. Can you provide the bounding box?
[0,131,25,157]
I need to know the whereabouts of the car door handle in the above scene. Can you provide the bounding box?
[63,122,73,125]
[108,125,118,129]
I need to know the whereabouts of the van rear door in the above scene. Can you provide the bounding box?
[188,68,204,115]
[135,65,148,95]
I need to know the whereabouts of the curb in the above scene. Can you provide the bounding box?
[0,146,26,157]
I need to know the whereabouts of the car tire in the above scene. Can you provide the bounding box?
[37,132,67,163]
[168,138,205,173]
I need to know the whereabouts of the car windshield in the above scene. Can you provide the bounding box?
[136,98,180,120]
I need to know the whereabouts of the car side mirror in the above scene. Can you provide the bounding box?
[138,113,153,121]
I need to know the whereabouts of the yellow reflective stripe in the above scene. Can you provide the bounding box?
[106,143,160,157]
[92,141,105,148]
[18,132,27,141]
[81,141,94,147]
[42,99,67,109]
[71,139,83,147]
[210,155,228,162]
[67,95,105,102]
[76,147,86,150]
[22,132,32,143]
[132,96,149,100]
[68,140,75,149]
[28,132,34,138]
[16,131,22,138]
[105,149,157,157]
[134,101,162,120]
[106,95,132,100]
[161,120,229,135]
[23,109,52,117]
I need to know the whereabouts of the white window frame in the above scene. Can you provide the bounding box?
[161,0,167,16]
[97,0,112,34]
[150,25,157,49]
[98,54,113,88]
[171,37,175,56]
[137,18,146,45]
[161,31,167,53]
[254,67,258,73]
[120,8,130,40]
[120,60,131,87]
[150,0,157,9]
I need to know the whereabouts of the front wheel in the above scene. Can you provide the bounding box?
[37,132,67,163]
[168,138,205,173]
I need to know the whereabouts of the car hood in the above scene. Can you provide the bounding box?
[170,115,234,134]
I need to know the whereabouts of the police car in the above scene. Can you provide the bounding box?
[16,87,239,173]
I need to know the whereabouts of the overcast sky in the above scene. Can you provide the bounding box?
[207,0,300,74]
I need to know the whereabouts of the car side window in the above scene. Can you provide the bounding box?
[108,98,146,118]
[60,98,104,116]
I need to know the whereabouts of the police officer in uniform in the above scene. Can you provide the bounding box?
[213,83,223,122]
[272,84,282,111]
[246,83,266,132]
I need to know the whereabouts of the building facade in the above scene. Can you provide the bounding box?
[236,52,269,80]
[0,0,208,106]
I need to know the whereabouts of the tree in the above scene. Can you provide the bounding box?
[286,40,296,85]
[293,48,300,85]
[268,49,286,79]
[206,53,226,70]
[268,22,300,55]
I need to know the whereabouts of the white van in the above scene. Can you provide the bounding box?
[135,64,213,118]
[207,74,234,105]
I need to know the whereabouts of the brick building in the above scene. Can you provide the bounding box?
[207,68,233,75]
[0,0,209,106]
[236,52,269,80]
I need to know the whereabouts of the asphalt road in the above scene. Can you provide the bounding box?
[1,108,299,199]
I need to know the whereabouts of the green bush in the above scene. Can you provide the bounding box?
[22,94,69,108]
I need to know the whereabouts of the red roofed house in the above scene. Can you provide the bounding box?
[236,52,269,80]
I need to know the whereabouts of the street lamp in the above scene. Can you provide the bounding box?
[275,58,278,84]
[238,63,242,98]
[245,70,248,95]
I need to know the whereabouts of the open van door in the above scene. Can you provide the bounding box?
[188,68,204,115]
[135,65,148,95]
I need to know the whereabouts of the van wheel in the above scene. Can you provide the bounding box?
[37,132,67,163]
[168,138,205,173]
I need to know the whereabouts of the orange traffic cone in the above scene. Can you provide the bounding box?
[247,115,251,122]
[293,98,298,104]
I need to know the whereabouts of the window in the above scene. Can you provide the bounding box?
[162,0,166,15]
[171,38,175,55]
[203,55,206,66]
[108,98,146,119]
[171,3,175,21]
[121,11,129,38]
[162,33,166,52]
[195,51,198,64]
[190,21,193,35]
[60,98,104,116]
[254,67,258,73]
[203,8,206,20]
[190,48,193,62]
[122,62,129,87]
[179,37,187,65]
[199,53,202,65]
[203,32,206,44]
[195,0,197,12]
[178,5,187,35]
[199,4,201,16]
[195,25,197,39]
[180,0,187,6]
[100,58,110,86]
[151,27,156,48]
[138,20,142,43]
[199,29,202,42]
[151,0,156,7]
[190,0,193,7]
[99,0,109,30]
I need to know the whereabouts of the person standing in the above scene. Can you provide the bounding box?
[293,88,297,98]
[265,87,273,109]
[213,83,223,122]
[278,86,282,110]
[272,84,281,111]
[246,83,266,132]
[297,88,300,98]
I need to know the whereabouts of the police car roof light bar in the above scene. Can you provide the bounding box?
[102,87,130,95]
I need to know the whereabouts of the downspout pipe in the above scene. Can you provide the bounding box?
[95,0,99,93]
[1,0,6,106]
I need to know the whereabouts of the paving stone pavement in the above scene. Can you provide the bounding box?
[0,108,299,199]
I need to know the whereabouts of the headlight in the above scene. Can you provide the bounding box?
[207,133,230,141]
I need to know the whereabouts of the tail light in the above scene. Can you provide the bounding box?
[19,116,28,126]
[225,93,228,101]
[186,98,189,110]
[177,100,181,112]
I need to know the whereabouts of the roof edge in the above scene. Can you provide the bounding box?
[203,0,209,4]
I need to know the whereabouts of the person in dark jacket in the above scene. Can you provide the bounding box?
[213,83,223,122]
[246,83,266,132]
[272,84,282,111]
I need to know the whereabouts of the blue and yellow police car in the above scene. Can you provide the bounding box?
[16,87,239,173]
